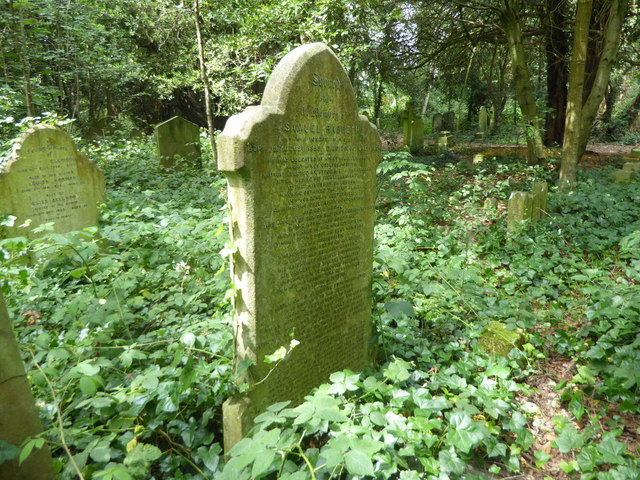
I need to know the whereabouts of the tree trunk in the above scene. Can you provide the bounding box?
[543,0,569,147]
[560,0,628,185]
[9,0,35,116]
[500,0,546,165]
[560,0,592,187]
[624,90,640,128]
[0,292,55,480]
[193,0,217,164]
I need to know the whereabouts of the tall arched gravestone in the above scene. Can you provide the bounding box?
[218,43,381,451]
[0,125,105,240]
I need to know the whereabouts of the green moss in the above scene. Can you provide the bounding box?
[478,321,524,357]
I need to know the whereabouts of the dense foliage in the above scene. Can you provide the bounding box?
[1,131,639,478]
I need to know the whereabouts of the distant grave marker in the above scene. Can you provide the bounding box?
[432,113,443,133]
[218,43,380,451]
[0,125,105,240]
[475,106,488,140]
[155,116,201,168]
[399,102,424,153]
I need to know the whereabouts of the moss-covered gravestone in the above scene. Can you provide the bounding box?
[475,106,489,140]
[399,103,424,153]
[478,321,524,357]
[507,182,548,230]
[0,125,105,240]
[437,131,454,151]
[630,148,640,159]
[0,291,55,480]
[432,113,443,134]
[155,116,201,169]
[218,43,380,451]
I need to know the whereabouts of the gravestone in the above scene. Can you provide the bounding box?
[489,105,496,130]
[443,111,455,131]
[622,162,640,173]
[630,148,640,159]
[399,102,424,153]
[0,125,105,240]
[611,169,633,183]
[507,192,533,231]
[155,116,201,169]
[432,113,443,133]
[437,131,454,151]
[479,106,489,132]
[0,291,55,480]
[218,43,380,451]
[531,181,548,223]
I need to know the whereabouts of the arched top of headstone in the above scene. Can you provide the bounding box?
[2,125,76,172]
[219,43,376,172]
[261,43,357,114]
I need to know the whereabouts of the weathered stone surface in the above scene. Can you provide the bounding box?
[218,43,380,451]
[531,181,548,223]
[399,103,424,153]
[437,131,454,151]
[0,291,55,480]
[478,321,524,357]
[432,113,443,133]
[478,106,488,133]
[622,162,640,173]
[630,148,640,159]
[507,191,534,231]
[155,116,201,168]
[484,197,499,209]
[611,169,633,183]
[443,111,455,131]
[0,125,105,239]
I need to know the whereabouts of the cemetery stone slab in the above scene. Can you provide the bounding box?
[478,106,488,133]
[432,113,443,134]
[630,148,640,159]
[399,103,424,153]
[217,43,380,451]
[443,111,455,131]
[611,169,633,183]
[437,131,454,151]
[507,191,534,231]
[622,162,640,173]
[0,125,105,240]
[531,181,548,223]
[155,116,202,169]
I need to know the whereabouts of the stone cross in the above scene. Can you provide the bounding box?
[0,125,105,240]
[217,43,380,451]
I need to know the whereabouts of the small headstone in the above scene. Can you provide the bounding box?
[484,197,499,209]
[399,103,424,153]
[489,105,496,130]
[432,113,443,133]
[437,131,454,151]
[443,111,455,131]
[473,154,485,164]
[478,321,524,357]
[0,125,105,240]
[611,169,633,183]
[622,162,640,173]
[155,116,201,169]
[218,43,380,451]
[507,191,534,231]
[630,148,640,159]
[531,181,548,223]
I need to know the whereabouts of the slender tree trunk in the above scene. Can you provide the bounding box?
[624,90,640,128]
[543,0,569,147]
[560,0,628,184]
[500,0,546,165]
[421,88,430,117]
[9,0,35,116]
[457,46,477,131]
[0,292,55,480]
[560,0,592,187]
[193,0,217,164]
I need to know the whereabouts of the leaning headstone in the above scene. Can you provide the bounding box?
[0,291,55,480]
[155,116,201,169]
[0,125,105,240]
[443,111,456,131]
[507,191,534,231]
[218,43,380,451]
[531,181,548,223]
[399,103,424,153]
[432,113,443,133]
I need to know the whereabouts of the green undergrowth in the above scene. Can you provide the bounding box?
[1,140,639,479]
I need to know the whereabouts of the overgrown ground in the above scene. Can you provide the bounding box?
[1,131,639,479]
